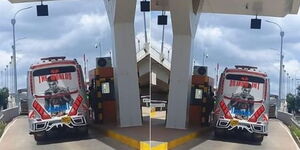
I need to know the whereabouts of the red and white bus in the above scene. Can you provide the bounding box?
[27,57,89,141]
[213,65,269,142]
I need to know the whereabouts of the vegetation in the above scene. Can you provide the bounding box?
[0,87,9,137]
[286,86,300,114]
[0,87,9,110]
[0,121,6,137]
[289,124,300,149]
[287,93,296,113]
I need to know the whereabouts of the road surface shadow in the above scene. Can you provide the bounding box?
[173,131,212,150]
[36,131,94,145]
[175,131,262,150]
[35,127,132,149]
[211,132,262,146]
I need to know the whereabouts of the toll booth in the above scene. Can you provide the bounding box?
[89,57,117,124]
[189,66,214,127]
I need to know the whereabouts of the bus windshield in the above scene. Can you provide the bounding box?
[32,66,79,95]
[31,65,79,116]
[223,73,265,119]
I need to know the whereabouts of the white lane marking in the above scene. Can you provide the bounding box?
[279,121,300,150]
[0,118,18,144]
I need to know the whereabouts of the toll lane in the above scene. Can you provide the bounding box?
[0,116,132,150]
[175,119,299,150]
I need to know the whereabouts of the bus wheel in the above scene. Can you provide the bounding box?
[77,126,89,136]
[34,132,46,142]
[214,128,225,138]
[253,133,264,143]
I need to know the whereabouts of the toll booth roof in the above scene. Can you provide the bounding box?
[151,0,300,17]
[9,0,65,3]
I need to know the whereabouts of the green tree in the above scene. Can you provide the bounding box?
[287,86,300,114]
[0,88,9,109]
[296,86,300,112]
[287,93,295,113]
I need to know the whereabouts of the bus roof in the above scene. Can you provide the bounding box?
[225,68,267,78]
[30,58,77,70]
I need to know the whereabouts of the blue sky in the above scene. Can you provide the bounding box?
[0,0,300,96]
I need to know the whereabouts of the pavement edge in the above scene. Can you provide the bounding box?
[90,123,211,150]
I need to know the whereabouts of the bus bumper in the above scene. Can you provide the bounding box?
[29,115,87,134]
[215,118,268,135]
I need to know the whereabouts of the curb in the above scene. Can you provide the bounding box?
[168,131,199,149]
[151,142,168,150]
[90,123,211,150]
[291,131,300,148]
[106,130,141,149]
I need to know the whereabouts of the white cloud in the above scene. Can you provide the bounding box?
[198,27,223,41]
[79,13,109,33]
[283,59,300,77]
[0,0,114,89]
[0,50,12,69]
[18,13,109,53]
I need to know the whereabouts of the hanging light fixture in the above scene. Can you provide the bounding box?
[140,0,150,12]
[37,0,49,16]
[157,11,167,25]
[250,15,261,29]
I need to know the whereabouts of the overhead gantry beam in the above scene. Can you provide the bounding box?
[9,0,65,3]
[152,0,300,17]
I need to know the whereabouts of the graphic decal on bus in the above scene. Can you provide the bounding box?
[44,75,74,116]
[32,66,79,117]
[223,74,265,120]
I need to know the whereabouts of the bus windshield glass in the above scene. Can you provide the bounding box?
[31,65,79,116]
[32,66,79,95]
[223,73,265,119]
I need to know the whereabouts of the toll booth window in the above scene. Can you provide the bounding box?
[195,89,203,99]
[101,82,110,94]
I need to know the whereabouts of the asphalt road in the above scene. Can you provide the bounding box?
[1,117,298,150]
[0,116,133,150]
[174,119,299,150]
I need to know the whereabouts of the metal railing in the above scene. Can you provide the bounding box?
[136,42,150,62]
[150,46,171,70]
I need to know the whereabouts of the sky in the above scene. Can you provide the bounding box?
[0,0,149,91]
[0,0,300,97]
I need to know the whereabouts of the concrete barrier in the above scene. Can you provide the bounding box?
[277,111,300,148]
[278,111,300,128]
[0,107,19,123]
[291,118,300,128]
[277,111,293,126]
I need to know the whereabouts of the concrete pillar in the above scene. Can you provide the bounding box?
[103,0,142,127]
[166,0,203,129]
